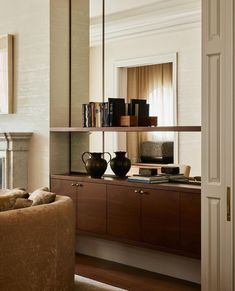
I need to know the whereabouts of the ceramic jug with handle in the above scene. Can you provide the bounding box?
[82,152,111,178]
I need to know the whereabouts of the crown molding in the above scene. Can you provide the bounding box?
[90,0,201,46]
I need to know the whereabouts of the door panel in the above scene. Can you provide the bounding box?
[50,178,77,231]
[180,192,201,257]
[50,178,77,207]
[107,185,140,241]
[141,189,180,249]
[77,182,106,235]
[202,0,234,290]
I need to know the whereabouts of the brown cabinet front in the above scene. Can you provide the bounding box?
[51,175,201,258]
[50,178,77,207]
[51,178,78,231]
[141,188,180,249]
[77,182,107,235]
[107,185,141,241]
[51,178,107,235]
[180,192,201,257]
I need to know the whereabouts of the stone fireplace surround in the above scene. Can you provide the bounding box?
[0,132,32,189]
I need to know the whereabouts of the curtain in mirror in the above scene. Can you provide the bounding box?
[127,63,174,163]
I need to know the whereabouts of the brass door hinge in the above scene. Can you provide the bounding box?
[227,187,231,222]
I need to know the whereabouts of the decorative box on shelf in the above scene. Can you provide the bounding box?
[120,116,158,127]
[138,116,158,126]
[120,116,138,126]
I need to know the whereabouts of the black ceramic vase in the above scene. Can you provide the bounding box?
[110,151,131,177]
[82,152,111,178]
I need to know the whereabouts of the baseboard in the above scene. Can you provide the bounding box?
[75,235,201,284]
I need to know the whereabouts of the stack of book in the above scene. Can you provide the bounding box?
[82,98,125,127]
[166,174,189,183]
[127,174,189,184]
[82,98,157,128]
[127,175,169,184]
[82,102,109,127]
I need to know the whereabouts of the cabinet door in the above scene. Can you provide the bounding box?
[180,192,201,258]
[50,178,77,207]
[141,189,180,249]
[50,178,77,231]
[77,182,106,235]
[107,185,140,241]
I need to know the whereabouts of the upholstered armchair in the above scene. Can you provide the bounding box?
[0,195,75,291]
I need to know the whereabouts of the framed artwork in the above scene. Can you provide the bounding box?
[0,34,13,114]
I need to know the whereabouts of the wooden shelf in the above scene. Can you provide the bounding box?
[51,173,201,193]
[50,126,201,133]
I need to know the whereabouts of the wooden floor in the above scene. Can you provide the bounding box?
[75,254,201,291]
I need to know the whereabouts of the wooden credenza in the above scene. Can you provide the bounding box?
[50,174,201,259]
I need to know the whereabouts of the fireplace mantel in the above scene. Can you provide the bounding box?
[0,132,33,189]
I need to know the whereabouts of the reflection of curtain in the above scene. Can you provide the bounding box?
[0,42,8,113]
[127,63,174,163]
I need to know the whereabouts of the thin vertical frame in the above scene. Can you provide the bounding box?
[0,34,13,114]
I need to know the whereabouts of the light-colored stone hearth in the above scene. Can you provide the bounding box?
[0,132,33,189]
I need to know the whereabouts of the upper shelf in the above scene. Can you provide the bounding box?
[50,126,201,132]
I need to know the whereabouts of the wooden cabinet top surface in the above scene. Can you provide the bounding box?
[50,173,201,194]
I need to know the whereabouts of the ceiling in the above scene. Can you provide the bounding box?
[90,0,159,18]
[90,0,201,46]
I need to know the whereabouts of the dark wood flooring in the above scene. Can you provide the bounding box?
[75,254,201,291]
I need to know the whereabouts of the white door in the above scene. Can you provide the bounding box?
[202,0,234,290]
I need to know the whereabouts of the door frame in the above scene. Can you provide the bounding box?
[201,0,234,290]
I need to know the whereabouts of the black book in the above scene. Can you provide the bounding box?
[108,98,125,126]
[130,99,147,116]
[82,104,89,127]
[139,103,149,117]
[87,103,92,127]
[102,102,109,127]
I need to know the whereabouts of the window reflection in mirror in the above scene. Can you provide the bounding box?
[0,35,13,114]
[124,62,175,164]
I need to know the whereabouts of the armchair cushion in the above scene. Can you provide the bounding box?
[0,195,32,212]
[1,188,29,198]
[29,188,56,206]
[0,195,16,211]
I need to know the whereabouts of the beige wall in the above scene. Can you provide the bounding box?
[49,0,90,175]
[50,0,70,175]
[90,26,201,176]
[0,0,50,191]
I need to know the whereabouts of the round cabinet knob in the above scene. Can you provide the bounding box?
[76,183,83,187]
[134,190,139,193]
[71,183,76,187]
[139,190,146,194]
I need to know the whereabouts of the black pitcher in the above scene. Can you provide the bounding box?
[82,152,111,178]
[110,151,131,177]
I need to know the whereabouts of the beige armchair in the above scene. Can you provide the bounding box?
[0,195,75,291]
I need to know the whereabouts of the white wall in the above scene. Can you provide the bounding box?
[90,26,201,176]
[0,0,50,191]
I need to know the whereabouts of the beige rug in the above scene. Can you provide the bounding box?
[74,275,127,291]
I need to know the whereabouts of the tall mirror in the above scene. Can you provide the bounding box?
[88,0,201,176]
